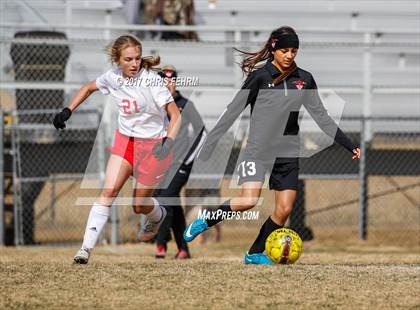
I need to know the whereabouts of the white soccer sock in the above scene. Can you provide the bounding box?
[81,203,111,250]
[145,198,163,223]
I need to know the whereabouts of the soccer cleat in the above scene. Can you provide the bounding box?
[244,252,274,265]
[73,247,91,264]
[155,244,167,259]
[184,219,208,242]
[139,206,167,242]
[174,249,191,259]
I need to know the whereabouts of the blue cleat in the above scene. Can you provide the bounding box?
[184,219,208,242]
[244,252,274,265]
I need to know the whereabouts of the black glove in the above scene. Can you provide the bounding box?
[53,108,72,130]
[152,137,174,160]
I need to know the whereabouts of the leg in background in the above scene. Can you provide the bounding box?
[155,164,191,255]
[172,205,190,254]
[154,206,174,257]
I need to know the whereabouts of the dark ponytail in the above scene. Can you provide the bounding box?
[235,26,297,75]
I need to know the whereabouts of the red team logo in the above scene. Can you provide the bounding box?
[271,38,278,48]
[293,80,305,90]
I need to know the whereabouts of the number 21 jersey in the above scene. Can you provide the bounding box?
[96,67,174,138]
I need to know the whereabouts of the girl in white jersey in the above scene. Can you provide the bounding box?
[53,34,181,264]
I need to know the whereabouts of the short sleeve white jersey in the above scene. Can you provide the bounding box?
[96,67,174,138]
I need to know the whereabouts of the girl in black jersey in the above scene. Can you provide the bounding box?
[184,26,361,264]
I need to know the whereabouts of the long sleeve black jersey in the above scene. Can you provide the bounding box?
[199,61,356,162]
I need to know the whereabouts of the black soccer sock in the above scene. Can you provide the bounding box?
[172,205,189,252]
[248,216,282,254]
[205,200,232,227]
[155,206,173,246]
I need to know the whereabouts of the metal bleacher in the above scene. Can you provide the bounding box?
[0,0,419,118]
[0,0,419,245]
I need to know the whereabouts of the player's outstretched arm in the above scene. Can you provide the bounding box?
[197,71,259,161]
[303,75,360,157]
[53,80,98,130]
[306,96,361,160]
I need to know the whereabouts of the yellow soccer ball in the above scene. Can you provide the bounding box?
[265,228,303,264]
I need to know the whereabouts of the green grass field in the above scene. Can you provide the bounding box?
[1,240,419,310]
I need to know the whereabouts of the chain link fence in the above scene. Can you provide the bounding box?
[9,110,101,245]
[1,31,104,245]
[301,117,419,246]
[0,30,419,248]
[3,113,419,247]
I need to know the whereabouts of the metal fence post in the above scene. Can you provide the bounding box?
[360,31,372,240]
[11,118,23,246]
[104,10,111,42]
[64,0,72,95]
[95,7,115,246]
[233,30,242,89]
[110,204,118,245]
[359,117,368,240]
[0,109,4,246]
[363,32,372,143]
[105,125,119,246]
[12,124,19,246]
[96,110,118,245]
[50,174,56,225]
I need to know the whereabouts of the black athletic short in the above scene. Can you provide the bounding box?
[237,158,299,191]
